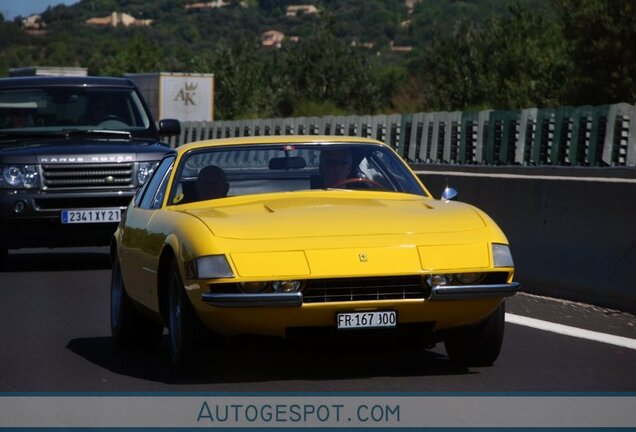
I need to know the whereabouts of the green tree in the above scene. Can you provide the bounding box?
[101,32,163,76]
[552,0,636,104]
[207,39,275,119]
[409,3,570,111]
[282,18,382,115]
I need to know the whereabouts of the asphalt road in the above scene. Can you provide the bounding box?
[1,247,635,393]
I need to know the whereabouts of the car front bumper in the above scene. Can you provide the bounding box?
[0,189,132,249]
[201,282,520,307]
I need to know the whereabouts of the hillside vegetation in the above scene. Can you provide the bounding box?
[0,0,633,119]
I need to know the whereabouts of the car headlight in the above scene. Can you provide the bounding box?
[137,161,159,185]
[0,165,39,189]
[184,255,234,279]
[455,272,485,284]
[272,280,303,292]
[239,282,268,293]
[492,243,514,267]
[426,274,453,288]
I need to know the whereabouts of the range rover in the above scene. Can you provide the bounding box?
[0,76,180,263]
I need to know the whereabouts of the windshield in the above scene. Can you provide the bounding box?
[0,87,151,133]
[169,143,427,204]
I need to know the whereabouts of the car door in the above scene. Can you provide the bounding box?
[119,155,175,310]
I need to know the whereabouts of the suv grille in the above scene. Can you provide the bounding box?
[42,163,134,189]
[303,276,429,303]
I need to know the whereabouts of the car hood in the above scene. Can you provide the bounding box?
[182,192,486,240]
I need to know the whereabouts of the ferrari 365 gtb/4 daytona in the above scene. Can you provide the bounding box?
[110,135,519,370]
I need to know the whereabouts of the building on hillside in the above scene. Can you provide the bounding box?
[389,41,413,53]
[261,30,285,48]
[351,41,375,49]
[86,12,152,27]
[285,5,319,17]
[22,14,46,30]
[405,0,421,14]
[21,14,47,35]
[184,0,230,10]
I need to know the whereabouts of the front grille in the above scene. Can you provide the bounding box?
[303,276,429,304]
[42,163,134,189]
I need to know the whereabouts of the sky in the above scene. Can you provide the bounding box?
[0,0,79,20]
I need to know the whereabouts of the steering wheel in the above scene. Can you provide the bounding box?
[96,115,127,125]
[332,177,386,190]
[97,114,128,126]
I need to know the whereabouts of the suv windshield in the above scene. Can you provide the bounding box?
[0,87,151,133]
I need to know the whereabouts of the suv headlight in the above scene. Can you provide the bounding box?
[137,161,159,186]
[0,165,39,189]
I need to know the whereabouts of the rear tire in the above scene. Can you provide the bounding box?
[110,258,163,350]
[444,301,506,367]
[0,245,8,270]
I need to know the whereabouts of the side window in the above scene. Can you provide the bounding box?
[139,156,175,209]
[150,165,173,209]
[134,181,150,207]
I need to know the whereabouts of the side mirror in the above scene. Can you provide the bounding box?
[158,119,181,136]
[441,187,458,201]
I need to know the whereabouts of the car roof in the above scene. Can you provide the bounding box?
[0,75,137,89]
[176,135,388,154]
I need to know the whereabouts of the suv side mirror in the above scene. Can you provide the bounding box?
[158,119,181,136]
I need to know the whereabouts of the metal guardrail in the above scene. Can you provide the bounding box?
[164,103,636,167]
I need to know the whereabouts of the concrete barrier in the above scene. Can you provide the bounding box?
[415,166,636,313]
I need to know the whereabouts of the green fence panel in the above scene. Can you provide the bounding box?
[170,103,635,166]
[515,108,538,164]
[459,111,476,164]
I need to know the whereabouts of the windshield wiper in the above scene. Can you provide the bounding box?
[62,129,132,139]
[0,129,132,143]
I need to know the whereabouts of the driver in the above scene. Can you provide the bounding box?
[87,99,108,124]
[319,148,353,188]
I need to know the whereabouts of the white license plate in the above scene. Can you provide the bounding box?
[337,311,397,329]
[61,208,121,224]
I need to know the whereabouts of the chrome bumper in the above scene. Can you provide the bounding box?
[429,282,520,300]
[202,282,520,307]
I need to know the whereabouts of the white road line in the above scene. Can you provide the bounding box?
[505,313,636,350]
[414,170,636,184]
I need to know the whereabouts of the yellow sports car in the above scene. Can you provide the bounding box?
[110,135,518,369]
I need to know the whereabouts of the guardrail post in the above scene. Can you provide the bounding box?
[603,103,634,166]
[531,108,555,165]
[442,111,461,163]
[516,108,538,164]
[475,110,491,164]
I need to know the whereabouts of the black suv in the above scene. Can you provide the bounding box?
[0,76,180,262]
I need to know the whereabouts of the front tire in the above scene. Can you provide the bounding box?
[444,301,506,367]
[168,260,199,371]
[110,257,163,350]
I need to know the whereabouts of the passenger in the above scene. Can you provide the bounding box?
[319,148,353,188]
[195,165,229,200]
